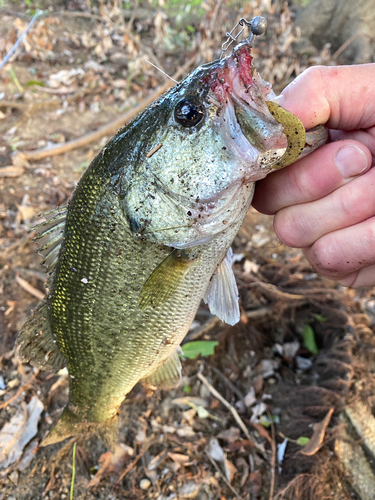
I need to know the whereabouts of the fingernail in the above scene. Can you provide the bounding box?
[335,145,368,178]
[269,94,284,106]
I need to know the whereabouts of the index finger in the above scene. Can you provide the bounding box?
[276,64,375,131]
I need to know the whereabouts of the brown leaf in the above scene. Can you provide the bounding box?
[168,452,190,465]
[300,407,334,456]
[217,427,241,443]
[250,422,272,444]
[0,166,25,178]
[87,443,133,488]
[226,440,256,452]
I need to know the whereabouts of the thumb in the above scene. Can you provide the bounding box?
[276,64,375,131]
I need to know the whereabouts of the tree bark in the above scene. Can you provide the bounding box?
[294,0,375,63]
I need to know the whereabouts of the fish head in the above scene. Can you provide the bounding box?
[120,43,319,248]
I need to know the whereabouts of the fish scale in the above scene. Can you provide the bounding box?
[52,166,250,422]
[16,39,327,446]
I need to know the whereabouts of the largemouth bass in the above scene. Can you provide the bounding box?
[16,39,327,447]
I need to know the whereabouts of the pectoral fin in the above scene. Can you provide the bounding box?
[139,249,192,310]
[204,248,240,326]
[143,349,182,389]
[266,101,306,169]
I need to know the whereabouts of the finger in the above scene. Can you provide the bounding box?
[329,127,375,160]
[274,64,375,131]
[335,265,375,288]
[252,140,371,215]
[302,215,375,281]
[273,167,375,248]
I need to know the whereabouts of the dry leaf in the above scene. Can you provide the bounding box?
[0,396,43,469]
[224,458,237,483]
[217,427,241,443]
[0,166,24,178]
[168,452,190,465]
[87,443,133,488]
[300,408,334,456]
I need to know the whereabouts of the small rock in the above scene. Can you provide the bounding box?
[140,478,151,490]
[296,356,313,370]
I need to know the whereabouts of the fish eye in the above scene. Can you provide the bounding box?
[174,98,204,127]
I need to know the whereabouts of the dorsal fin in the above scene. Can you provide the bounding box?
[33,206,67,275]
[203,247,240,326]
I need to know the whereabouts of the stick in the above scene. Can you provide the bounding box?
[15,275,45,300]
[17,55,198,162]
[267,409,276,500]
[197,372,263,453]
[205,451,241,499]
[0,10,44,71]
[185,315,222,342]
[116,439,154,485]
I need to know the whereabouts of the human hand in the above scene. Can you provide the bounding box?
[252,64,375,287]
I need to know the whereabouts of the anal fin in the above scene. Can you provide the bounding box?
[16,300,66,372]
[143,349,182,389]
[139,249,192,310]
[204,247,240,326]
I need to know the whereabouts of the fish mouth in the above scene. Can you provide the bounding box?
[204,43,290,177]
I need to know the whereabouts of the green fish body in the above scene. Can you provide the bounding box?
[17,41,327,446]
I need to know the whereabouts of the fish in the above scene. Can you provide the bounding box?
[16,39,327,447]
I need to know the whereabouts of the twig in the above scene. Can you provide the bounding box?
[0,10,44,71]
[248,281,306,301]
[17,55,198,162]
[197,372,263,452]
[245,307,274,321]
[0,369,39,410]
[205,451,241,499]
[15,275,45,300]
[43,463,56,496]
[211,366,244,400]
[184,316,221,342]
[267,409,276,500]
[116,439,154,485]
[332,33,369,61]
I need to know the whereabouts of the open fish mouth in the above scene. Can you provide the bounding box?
[203,42,310,178]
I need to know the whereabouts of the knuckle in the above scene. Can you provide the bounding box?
[309,236,341,275]
[274,208,307,248]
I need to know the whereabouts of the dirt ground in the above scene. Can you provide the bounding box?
[1,1,375,500]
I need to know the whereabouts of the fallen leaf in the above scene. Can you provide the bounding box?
[178,481,201,498]
[0,166,24,178]
[300,408,334,456]
[224,457,237,483]
[168,452,190,465]
[87,443,133,488]
[301,324,319,354]
[172,396,208,408]
[147,449,168,471]
[277,438,288,472]
[217,427,241,443]
[0,396,43,468]
[207,438,225,463]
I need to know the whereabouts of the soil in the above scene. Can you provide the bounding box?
[0,2,375,500]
